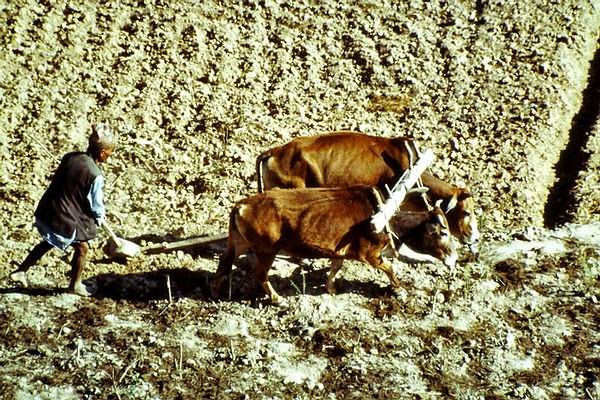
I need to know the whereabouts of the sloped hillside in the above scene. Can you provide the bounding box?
[0,1,599,399]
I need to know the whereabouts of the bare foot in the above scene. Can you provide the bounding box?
[10,271,29,287]
[68,282,91,297]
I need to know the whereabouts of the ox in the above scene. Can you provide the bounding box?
[210,186,457,304]
[256,131,479,246]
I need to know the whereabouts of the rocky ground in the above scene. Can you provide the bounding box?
[0,1,599,399]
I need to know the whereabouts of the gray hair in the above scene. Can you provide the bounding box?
[89,123,116,151]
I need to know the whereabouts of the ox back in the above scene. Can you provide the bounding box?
[255,131,479,245]
[210,186,457,303]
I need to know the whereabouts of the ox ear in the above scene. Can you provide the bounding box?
[459,189,472,201]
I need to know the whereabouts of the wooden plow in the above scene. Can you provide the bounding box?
[132,233,228,256]
[110,148,433,259]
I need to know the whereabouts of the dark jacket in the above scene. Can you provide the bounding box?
[35,152,102,241]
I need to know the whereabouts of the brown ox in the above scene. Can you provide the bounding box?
[256,131,479,246]
[210,186,457,304]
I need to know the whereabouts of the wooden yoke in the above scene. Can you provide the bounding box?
[370,148,435,233]
[370,187,400,258]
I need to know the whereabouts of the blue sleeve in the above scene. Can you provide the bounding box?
[87,175,106,226]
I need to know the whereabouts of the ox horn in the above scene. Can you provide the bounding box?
[444,195,458,213]
[434,199,442,208]
[435,212,447,227]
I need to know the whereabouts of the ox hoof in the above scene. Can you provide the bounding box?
[269,293,285,305]
[468,242,479,255]
[389,275,402,289]
[392,286,408,301]
[209,277,226,299]
[209,286,220,300]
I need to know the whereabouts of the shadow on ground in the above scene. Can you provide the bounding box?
[0,268,211,301]
[0,286,61,297]
[89,268,211,302]
[1,257,401,304]
[215,260,395,303]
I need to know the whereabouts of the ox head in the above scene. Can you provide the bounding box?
[388,207,458,268]
[442,189,479,249]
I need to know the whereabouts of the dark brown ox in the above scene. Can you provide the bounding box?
[256,131,479,246]
[210,186,457,304]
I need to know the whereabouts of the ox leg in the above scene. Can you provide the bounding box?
[326,259,344,295]
[253,252,280,304]
[378,263,401,289]
[367,254,401,289]
[210,245,236,299]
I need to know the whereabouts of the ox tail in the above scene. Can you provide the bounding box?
[222,208,240,270]
[211,208,240,299]
[255,151,270,193]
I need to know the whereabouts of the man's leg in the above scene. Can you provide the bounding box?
[68,241,90,296]
[10,241,53,287]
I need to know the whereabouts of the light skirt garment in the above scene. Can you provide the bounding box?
[34,218,77,251]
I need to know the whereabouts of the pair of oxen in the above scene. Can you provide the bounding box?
[210,131,479,304]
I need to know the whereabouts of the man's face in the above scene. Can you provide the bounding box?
[98,147,113,163]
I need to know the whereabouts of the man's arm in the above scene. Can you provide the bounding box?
[87,175,106,226]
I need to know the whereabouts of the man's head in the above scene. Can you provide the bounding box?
[88,123,116,162]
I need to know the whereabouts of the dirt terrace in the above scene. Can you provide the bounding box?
[0,1,599,399]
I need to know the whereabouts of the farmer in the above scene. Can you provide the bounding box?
[10,123,116,296]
